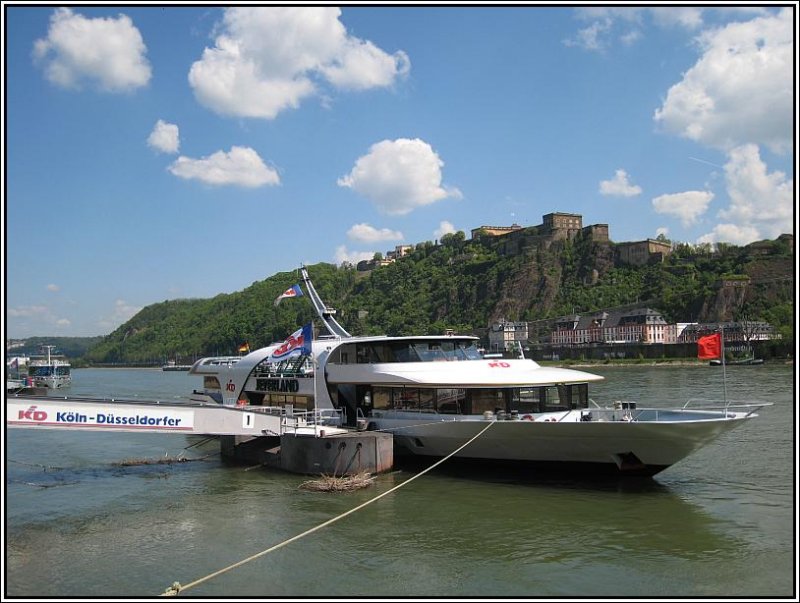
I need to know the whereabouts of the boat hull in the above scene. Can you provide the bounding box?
[32,375,71,389]
[368,412,754,476]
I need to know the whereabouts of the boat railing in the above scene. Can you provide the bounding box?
[256,369,314,378]
[683,398,773,417]
[280,407,344,436]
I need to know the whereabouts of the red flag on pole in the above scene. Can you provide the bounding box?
[697,333,722,359]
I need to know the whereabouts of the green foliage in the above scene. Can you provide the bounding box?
[13,336,103,360]
[81,237,794,363]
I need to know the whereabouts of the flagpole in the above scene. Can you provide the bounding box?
[721,324,728,408]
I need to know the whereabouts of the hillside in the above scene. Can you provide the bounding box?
[84,233,794,363]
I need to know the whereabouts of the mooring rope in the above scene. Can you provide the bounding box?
[161,420,495,596]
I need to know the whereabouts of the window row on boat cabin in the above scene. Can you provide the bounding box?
[329,339,484,364]
[359,384,589,415]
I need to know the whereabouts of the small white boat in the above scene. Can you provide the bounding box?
[27,345,71,389]
[161,360,193,371]
[710,357,764,366]
[7,378,27,392]
[188,267,767,477]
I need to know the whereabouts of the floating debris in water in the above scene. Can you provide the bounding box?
[113,452,218,467]
[299,471,375,492]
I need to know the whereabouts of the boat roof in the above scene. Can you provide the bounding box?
[317,334,479,344]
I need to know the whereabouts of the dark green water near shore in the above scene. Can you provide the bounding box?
[5,365,795,598]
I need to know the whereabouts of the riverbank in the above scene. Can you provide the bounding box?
[537,358,793,368]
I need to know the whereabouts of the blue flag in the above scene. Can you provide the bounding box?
[274,284,303,306]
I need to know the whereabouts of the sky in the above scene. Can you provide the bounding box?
[3,3,796,338]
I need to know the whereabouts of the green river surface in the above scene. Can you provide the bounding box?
[4,364,795,599]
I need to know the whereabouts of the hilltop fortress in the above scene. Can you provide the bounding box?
[359,211,674,271]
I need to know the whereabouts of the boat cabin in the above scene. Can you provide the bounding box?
[324,337,590,426]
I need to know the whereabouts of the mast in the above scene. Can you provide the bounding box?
[299,266,351,339]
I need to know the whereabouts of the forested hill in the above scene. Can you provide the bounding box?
[84,231,794,363]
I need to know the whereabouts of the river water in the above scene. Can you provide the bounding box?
[4,364,796,598]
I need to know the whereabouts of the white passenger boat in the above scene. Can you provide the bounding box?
[27,345,71,389]
[189,267,767,477]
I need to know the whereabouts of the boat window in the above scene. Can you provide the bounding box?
[368,384,588,415]
[255,355,313,377]
[372,387,392,411]
[371,387,438,412]
[356,345,371,364]
[331,339,481,364]
[551,384,587,410]
[413,343,447,362]
[262,394,310,410]
[368,344,394,363]
[436,388,465,414]
[396,389,428,411]
[204,376,221,390]
[390,343,421,363]
[513,387,548,413]
[469,388,507,414]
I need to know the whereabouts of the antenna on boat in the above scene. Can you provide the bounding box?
[300,265,351,339]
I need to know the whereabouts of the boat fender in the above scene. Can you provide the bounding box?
[521,414,534,421]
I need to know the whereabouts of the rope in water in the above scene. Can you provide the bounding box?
[161,420,495,596]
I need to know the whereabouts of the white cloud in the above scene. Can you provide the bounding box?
[563,17,614,51]
[189,7,409,119]
[566,7,770,53]
[599,169,642,197]
[8,305,50,318]
[338,138,462,216]
[321,37,410,90]
[7,304,71,332]
[654,9,792,153]
[334,245,375,266]
[46,284,60,292]
[649,7,704,29]
[168,146,280,188]
[696,223,761,246]
[32,8,151,92]
[652,190,714,227]
[347,223,403,243]
[655,227,670,239]
[111,299,140,322]
[97,299,142,331]
[708,144,792,243]
[147,120,180,154]
[434,221,457,239]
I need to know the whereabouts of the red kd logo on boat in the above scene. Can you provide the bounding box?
[18,405,48,421]
[488,361,511,368]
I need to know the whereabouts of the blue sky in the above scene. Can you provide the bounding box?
[4,4,796,338]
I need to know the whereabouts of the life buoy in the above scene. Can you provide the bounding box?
[521,414,534,421]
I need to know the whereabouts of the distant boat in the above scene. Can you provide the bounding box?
[710,357,764,366]
[7,377,48,396]
[162,360,192,371]
[28,345,71,388]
